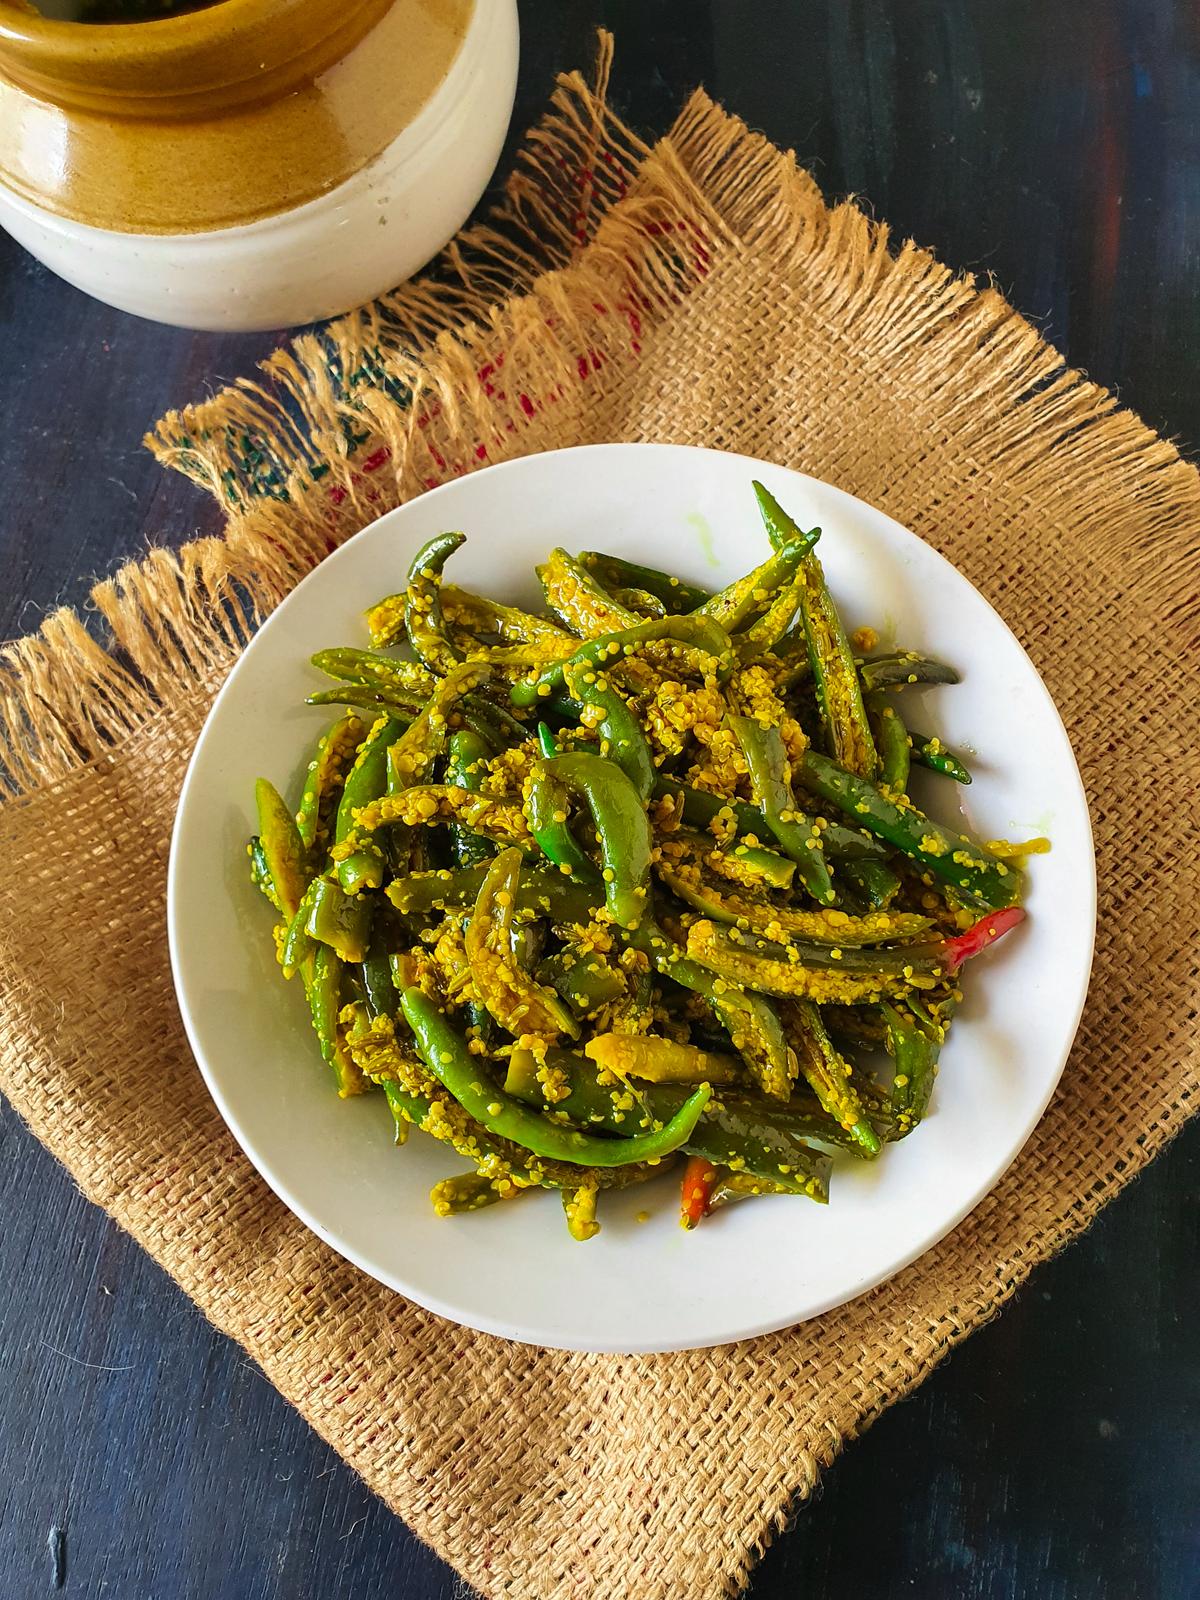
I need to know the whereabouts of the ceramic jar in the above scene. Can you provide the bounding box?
[0,0,519,328]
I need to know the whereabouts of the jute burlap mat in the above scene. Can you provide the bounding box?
[2,45,1198,1600]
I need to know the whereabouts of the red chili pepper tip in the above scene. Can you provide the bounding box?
[942,907,1027,973]
[680,1155,719,1230]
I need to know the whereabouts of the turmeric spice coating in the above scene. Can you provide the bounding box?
[248,481,1035,1236]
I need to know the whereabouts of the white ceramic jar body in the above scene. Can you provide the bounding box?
[0,0,518,330]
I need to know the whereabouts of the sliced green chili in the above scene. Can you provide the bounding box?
[910,732,972,784]
[504,1048,839,1189]
[537,751,653,928]
[404,531,467,674]
[859,652,960,691]
[797,750,1022,909]
[511,614,732,705]
[563,658,654,801]
[524,740,600,883]
[537,547,638,637]
[785,999,881,1156]
[694,536,816,630]
[445,728,496,868]
[295,712,366,857]
[869,695,911,793]
[796,554,878,778]
[728,715,835,905]
[309,945,366,1096]
[255,777,309,921]
[401,989,711,1167]
[334,715,405,894]
[579,551,712,612]
[306,874,372,963]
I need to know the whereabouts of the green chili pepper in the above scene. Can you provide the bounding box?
[653,775,769,841]
[909,732,972,784]
[796,750,1022,909]
[537,547,639,637]
[310,648,437,699]
[712,986,796,1100]
[333,716,405,894]
[507,914,544,973]
[694,536,816,630]
[663,828,796,892]
[707,1172,793,1209]
[685,919,939,1004]
[824,1004,890,1049]
[734,573,806,662]
[655,856,930,944]
[796,554,878,778]
[386,864,600,924]
[695,916,945,976]
[465,849,581,1040]
[869,696,911,793]
[360,1016,672,1197]
[609,586,667,619]
[384,662,494,793]
[430,1172,512,1216]
[254,778,309,921]
[784,1000,881,1156]
[839,857,902,910]
[461,693,529,750]
[400,989,711,1167]
[539,949,627,1017]
[403,531,467,674]
[504,1048,839,1189]
[817,818,890,862]
[445,728,497,868]
[752,479,816,555]
[525,727,600,882]
[362,595,406,649]
[562,659,654,801]
[622,920,795,1099]
[579,551,712,613]
[859,652,960,691]
[280,883,319,980]
[715,839,796,890]
[537,751,653,928]
[361,941,399,1019]
[442,585,576,649]
[248,836,281,913]
[561,1185,601,1240]
[308,944,366,1096]
[881,1000,947,1136]
[306,685,421,720]
[295,713,366,858]
[585,1033,743,1085]
[601,945,655,1036]
[340,785,530,854]
[511,614,733,705]
[728,715,835,905]
[306,873,372,962]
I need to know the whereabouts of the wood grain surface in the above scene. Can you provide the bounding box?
[1,2,1197,1596]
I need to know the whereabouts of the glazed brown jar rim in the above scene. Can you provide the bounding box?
[0,0,393,116]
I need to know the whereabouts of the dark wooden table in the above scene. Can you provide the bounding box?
[2,3,1197,1596]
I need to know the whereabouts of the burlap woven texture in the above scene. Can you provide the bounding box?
[2,46,1198,1600]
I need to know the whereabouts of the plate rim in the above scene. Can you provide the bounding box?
[168,441,1097,1353]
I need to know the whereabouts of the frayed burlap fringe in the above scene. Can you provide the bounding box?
[2,40,1198,1600]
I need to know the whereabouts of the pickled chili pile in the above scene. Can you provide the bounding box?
[248,482,1039,1239]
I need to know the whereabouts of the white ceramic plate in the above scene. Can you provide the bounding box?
[169,443,1095,1354]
